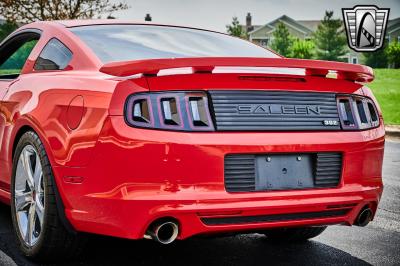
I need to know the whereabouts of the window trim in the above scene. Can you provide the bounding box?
[34,37,73,71]
[0,29,42,80]
[0,28,42,47]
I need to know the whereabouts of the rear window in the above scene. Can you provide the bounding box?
[70,25,279,63]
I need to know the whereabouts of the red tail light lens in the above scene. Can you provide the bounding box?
[125,91,214,131]
[337,95,379,130]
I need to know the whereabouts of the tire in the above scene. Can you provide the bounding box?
[10,131,86,262]
[263,226,327,242]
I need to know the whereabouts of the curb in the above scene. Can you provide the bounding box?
[0,250,17,266]
[385,126,400,139]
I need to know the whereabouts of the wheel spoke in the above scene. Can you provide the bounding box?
[25,203,36,245]
[33,153,43,192]
[35,201,44,230]
[22,149,34,190]
[15,190,32,212]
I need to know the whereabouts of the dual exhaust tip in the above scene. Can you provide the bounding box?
[145,220,179,244]
[144,207,373,243]
[354,207,373,227]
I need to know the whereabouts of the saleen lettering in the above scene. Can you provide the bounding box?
[237,104,321,115]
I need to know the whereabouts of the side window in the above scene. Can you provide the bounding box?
[34,38,72,70]
[0,39,39,78]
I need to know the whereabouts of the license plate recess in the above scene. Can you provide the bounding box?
[255,154,314,191]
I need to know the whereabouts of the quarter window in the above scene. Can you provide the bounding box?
[34,38,72,70]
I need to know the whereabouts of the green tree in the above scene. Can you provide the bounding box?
[0,21,18,42]
[386,41,400,68]
[0,0,129,24]
[270,22,293,57]
[363,44,388,68]
[290,39,314,59]
[314,11,347,61]
[226,16,245,38]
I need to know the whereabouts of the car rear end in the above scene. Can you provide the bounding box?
[60,69,384,241]
[62,24,384,241]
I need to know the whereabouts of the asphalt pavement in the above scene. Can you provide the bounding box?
[0,141,399,266]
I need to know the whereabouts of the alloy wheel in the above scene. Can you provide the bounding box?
[14,144,45,247]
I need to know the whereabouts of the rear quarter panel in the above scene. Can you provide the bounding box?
[0,72,121,191]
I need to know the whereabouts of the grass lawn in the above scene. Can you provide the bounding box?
[0,69,20,75]
[369,69,400,125]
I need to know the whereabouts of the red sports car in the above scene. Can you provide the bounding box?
[0,20,384,261]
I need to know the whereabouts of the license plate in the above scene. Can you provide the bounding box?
[255,154,314,191]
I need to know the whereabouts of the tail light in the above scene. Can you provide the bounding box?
[337,95,379,130]
[125,91,214,131]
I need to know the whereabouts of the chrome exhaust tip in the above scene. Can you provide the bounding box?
[355,208,373,227]
[144,221,179,244]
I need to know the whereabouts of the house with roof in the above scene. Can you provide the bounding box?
[387,17,400,43]
[246,14,313,47]
[243,13,400,65]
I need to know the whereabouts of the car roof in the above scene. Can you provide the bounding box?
[49,20,224,34]
[11,20,281,68]
[57,19,167,27]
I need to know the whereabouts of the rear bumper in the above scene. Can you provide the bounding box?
[55,116,385,240]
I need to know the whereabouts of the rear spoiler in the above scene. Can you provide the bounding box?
[99,57,374,83]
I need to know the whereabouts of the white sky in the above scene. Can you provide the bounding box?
[111,0,400,32]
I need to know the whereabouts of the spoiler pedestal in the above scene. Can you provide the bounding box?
[99,57,374,83]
